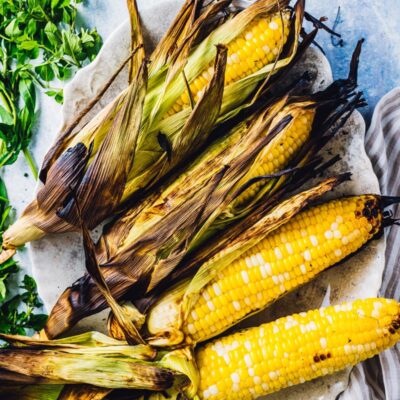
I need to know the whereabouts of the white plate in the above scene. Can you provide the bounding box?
[30,2,385,399]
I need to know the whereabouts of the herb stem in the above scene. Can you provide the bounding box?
[23,148,38,180]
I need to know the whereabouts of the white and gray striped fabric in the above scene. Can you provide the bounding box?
[341,88,400,400]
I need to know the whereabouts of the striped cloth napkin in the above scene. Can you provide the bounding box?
[341,88,400,399]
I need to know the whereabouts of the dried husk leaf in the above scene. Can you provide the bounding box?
[150,0,197,73]
[127,0,145,82]
[72,197,148,345]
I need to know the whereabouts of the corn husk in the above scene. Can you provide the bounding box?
[0,332,190,399]
[44,39,364,340]
[0,336,183,392]
[1,0,304,256]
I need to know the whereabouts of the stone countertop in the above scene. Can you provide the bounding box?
[305,0,400,124]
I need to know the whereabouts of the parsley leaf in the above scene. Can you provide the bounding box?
[0,178,47,337]
[0,0,102,176]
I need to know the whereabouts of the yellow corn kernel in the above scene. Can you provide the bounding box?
[165,12,291,117]
[196,298,400,400]
[184,195,383,343]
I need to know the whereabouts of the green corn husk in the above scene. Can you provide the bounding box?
[44,39,364,340]
[0,332,190,400]
[0,341,184,392]
[1,0,304,258]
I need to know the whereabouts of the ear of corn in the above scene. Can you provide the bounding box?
[146,194,385,346]
[2,0,303,253]
[195,298,400,400]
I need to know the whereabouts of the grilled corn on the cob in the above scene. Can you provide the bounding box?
[147,195,385,345]
[196,298,400,400]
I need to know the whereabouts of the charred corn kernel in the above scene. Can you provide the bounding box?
[230,108,315,210]
[166,12,291,117]
[196,298,400,400]
[183,195,383,343]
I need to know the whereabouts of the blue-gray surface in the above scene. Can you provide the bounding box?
[305,0,400,125]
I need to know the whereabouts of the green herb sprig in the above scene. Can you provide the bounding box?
[0,0,102,177]
[0,178,47,336]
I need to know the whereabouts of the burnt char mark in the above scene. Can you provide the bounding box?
[359,197,382,231]
[313,352,332,363]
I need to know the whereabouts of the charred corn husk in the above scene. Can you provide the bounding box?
[0,334,184,392]
[146,194,393,346]
[195,298,400,400]
[2,0,303,254]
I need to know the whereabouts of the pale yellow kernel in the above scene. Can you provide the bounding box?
[188,324,196,334]
[269,21,279,30]
[274,247,283,259]
[241,270,250,284]
[245,354,253,367]
[231,372,240,383]
[262,44,271,53]
[191,310,199,321]
[286,243,294,254]
[334,230,342,239]
[269,371,279,380]
[303,250,312,261]
[207,301,215,311]
[372,310,381,318]
[231,53,239,63]
[334,249,343,257]
[203,291,210,301]
[233,301,241,311]
[325,230,333,239]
